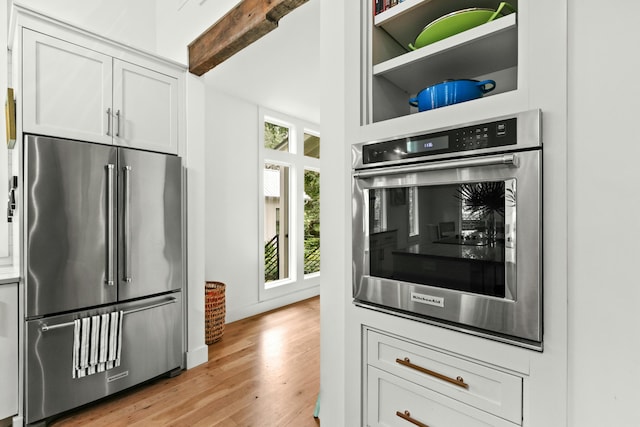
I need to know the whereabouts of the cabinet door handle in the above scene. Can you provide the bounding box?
[106,108,111,136]
[396,357,469,389]
[396,410,429,427]
[115,110,121,138]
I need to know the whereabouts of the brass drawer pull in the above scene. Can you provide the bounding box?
[396,410,429,427]
[396,357,469,389]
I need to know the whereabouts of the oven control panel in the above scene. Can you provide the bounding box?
[362,117,518,165]
[454,119,511,150]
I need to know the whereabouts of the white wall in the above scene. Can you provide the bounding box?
[203,83,322,321]
[567,1,640,425]
[204,90,261,320]
[183,74,208,368]
[205,89,322,321]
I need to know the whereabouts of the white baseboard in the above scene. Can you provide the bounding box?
[185,344,208,369]
[226,285,319,323]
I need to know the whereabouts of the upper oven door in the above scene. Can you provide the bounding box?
[352,149,542,344]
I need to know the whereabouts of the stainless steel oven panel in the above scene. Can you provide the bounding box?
[352,149,541,345]
[351,109,541,170]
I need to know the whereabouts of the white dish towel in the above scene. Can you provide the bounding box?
[72,311,123,378]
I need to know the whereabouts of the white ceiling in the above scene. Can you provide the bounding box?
[201,0,321,124]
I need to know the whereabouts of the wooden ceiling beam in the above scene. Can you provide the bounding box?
[188,0,309,76]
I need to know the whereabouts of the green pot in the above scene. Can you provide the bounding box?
[409,2,516,50]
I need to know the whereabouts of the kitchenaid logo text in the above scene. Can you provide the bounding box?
[107,371,129,383]
[411,292,444,308]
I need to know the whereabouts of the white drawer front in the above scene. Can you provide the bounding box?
[368,330,522,424]
[368,366,519,427]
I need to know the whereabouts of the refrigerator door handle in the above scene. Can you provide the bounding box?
[123,165,132,283]
[106,164,115,286]
[40,297,178,331]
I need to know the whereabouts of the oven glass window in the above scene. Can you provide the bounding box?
[368,180,514,298]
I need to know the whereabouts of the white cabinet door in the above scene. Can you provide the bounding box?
[113,60,178,154]
[22,29,113,145]
[368,366,519,427]
[0,283,18,420]
[368,330,523,424]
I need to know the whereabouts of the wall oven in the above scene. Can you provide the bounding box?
[352,110,542,349]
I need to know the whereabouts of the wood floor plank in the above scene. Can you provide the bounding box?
[49,296,320,427]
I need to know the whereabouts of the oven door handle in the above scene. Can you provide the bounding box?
[353,153,518,178]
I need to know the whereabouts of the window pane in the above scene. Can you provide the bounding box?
[304,170,320,274]
[264,163,290,282]
[264,122,289,152]
[304,133,320,159]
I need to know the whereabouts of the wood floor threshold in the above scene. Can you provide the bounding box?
[50,296,321,427]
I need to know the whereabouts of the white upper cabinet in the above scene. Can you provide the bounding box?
[22,29,113,145]
[21,28,182,154]
[113,60,178,153]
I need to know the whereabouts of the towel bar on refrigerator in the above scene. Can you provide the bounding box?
[40,297,178,332]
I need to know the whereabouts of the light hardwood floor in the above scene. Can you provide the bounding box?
[50,296,321,427]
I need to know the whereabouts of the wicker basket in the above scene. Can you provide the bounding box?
[205,281,226,344]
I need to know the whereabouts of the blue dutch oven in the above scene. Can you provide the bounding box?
[409,79,496,112]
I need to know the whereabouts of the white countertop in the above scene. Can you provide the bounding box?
[0,268,20,285]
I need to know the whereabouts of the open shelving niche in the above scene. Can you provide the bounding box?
[366,0,519,124]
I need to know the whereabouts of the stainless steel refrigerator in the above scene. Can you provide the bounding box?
[23,135,184,425]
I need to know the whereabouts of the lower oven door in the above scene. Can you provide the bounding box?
[352,149,541,346]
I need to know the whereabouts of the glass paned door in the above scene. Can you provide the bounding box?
[264,163,290,283]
